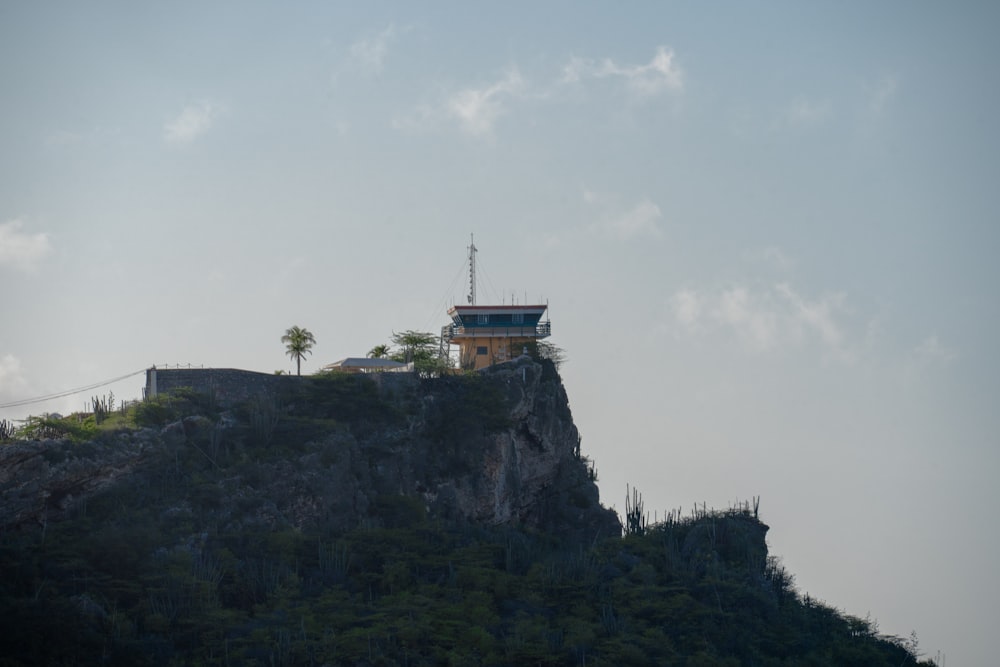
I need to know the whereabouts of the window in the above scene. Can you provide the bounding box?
[512,312,524,324]
[478,313,489,324]
[476,346,488,356]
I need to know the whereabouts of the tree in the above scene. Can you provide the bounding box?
[368,344,390,359]
[523,340,567,369]
[537,340,567,369]
[389,330,436,363]
[389,330,452,376]
[282,325,316,376]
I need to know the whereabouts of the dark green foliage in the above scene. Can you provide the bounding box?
[132,387,217,428]
[523,339,568,370]
[0,493,933,666]
[290,371,402,428]
[0,418,14,441]
[371,494,427,529]
[91,391,115,425]
[282,325,316,376]
[0,370,932,666]
[18,413,97,442]
[389,329,453,376]
[246,392,283,446]
[423,373,512,438]
[624,484,647,536]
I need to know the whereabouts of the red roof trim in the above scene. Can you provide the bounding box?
[448,304,547,312]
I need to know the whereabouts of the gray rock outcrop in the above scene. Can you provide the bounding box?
[0,357,620,546]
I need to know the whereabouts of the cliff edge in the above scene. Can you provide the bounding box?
[0,357,620,544]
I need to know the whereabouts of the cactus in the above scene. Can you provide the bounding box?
[624,484,647,536]
[249,392,282,445]
[89,392,117,425]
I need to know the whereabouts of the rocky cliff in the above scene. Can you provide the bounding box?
[0,359,934,667]
[0,356,620,544]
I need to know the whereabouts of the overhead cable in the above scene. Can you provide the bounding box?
[0,368,147,409]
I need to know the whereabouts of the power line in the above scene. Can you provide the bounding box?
[421,256,468,334]
[0,368,147,409]
[476,255,501,304]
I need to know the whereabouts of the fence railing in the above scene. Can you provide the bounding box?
[441,322,552,339]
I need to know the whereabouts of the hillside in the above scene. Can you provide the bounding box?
[0,357,932,665]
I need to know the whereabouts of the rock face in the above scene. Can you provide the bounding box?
[426,357,620,543]
[0,357,621,545]
[0,432,150,528]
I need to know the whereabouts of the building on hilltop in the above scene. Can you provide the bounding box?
[322,358,411,374]
[442,304,551,370]
[440,236,552,370]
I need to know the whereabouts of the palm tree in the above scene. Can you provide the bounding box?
[281,325,316,376]
[368,344,390,359]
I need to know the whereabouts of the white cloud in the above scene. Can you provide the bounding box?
[784,97,831,126]
[163,101,221,144]
[912,335,957,367]
[715,286,780,350]
[869,75,898,114]
[743,246,796,272]
[560,56,588,85]
[397,44,678,136]
[446,68,525,136]
[0,219,52,271]
[348,24,402,75]
[901,334,957,387]
[672,289,703,331]
[585,192,664,241]
[609,199,663,239]
[669,282,852,359]
[775,283,849,358]
[562,46,683,96]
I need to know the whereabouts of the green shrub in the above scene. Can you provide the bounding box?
[291,372,403,428]
[132,387,217,428]
[131,396,176,427]
[18,414,96,442]
[0,418,16,442]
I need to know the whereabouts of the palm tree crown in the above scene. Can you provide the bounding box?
[368,344,390,359]
[281,325,316,376]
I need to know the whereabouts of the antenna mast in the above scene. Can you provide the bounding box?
[467,234,477,305]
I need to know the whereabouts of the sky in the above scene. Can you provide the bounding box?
[1,2,997,662]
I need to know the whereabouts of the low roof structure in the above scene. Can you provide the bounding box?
[322,358,411,373]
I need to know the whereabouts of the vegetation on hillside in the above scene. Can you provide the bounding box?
[0,492,931,666]
[387,329,453,376]
[0,370,933,666]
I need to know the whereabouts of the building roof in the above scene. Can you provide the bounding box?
[447,304,548,316]
[322,358,409,372]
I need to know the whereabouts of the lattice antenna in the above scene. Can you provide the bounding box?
[467,233,478,305]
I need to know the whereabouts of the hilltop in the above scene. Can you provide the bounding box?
[0,357,932,665]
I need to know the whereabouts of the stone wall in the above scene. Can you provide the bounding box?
[145,367,420,409]
[146,368,301,408]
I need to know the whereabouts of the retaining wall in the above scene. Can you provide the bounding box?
[145,368,300,408]
[145,367,419,409]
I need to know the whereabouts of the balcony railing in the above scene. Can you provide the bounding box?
[441,321,551,341]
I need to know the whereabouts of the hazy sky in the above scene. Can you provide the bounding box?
[2,2,997,662]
